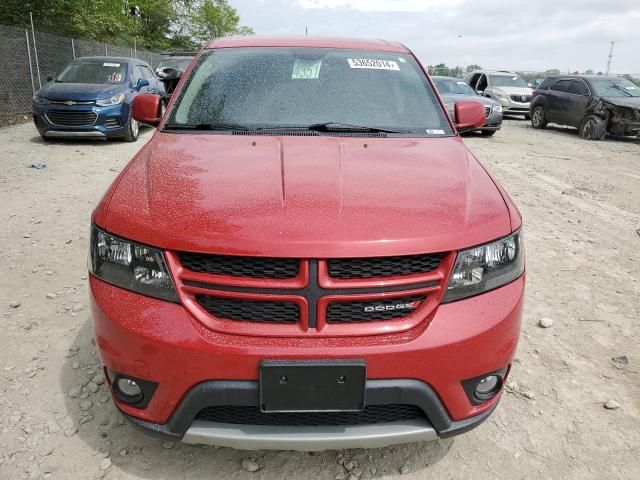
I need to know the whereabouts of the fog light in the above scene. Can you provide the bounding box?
[116,377,143,402]
[474,375,501,400]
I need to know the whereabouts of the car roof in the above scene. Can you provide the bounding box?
[205,35,410,53]
[75,56,139,64]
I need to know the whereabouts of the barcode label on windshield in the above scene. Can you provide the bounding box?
[348,59,400,71]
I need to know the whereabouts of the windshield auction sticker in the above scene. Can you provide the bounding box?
[348,59,400,70]
[292,59,323,79]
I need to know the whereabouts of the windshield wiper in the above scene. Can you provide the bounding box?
[608,83,633,97]
[306,122,401,133]
[163,122,252,131]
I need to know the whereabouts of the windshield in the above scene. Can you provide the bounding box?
[489,74,528,88]
[166,47,452,135]
[157,58,193,71]
[56,61,127,84]
[433,78,476,95]
[589,78,640,97]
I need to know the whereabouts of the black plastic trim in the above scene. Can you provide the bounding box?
[120,379,499,441]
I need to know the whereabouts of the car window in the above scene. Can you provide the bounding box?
[568,80,589,96]
[468,74,480,89]
[56,61,127,84]
[488,75,528,87]
[141,66,156,80]
[477,75,488,91]
[131,65,144,84]
[167,47,453,135]
[589,77,640,97]
[433,78,476,95]
[550,80,572,93]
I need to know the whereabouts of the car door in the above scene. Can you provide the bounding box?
[476,74,488,95]
[566,80,591,128]
[546,79,572,125]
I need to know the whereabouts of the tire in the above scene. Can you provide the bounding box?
[481,130,497,136]
[579,115,606,141]
[123,114,140,142]
[531,106,547,129]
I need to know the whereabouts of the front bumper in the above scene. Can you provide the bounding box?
[32,102,130,139]
[91,274,524,449]
[481,111,503,131]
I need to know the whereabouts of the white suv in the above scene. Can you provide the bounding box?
[464,70,533,119]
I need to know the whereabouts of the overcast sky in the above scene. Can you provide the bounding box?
[233,0,639,74]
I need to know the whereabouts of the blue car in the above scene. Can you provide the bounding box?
[32,57,164,142]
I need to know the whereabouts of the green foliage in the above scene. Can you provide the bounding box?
[0,0,253,51]
[190,0,254,42]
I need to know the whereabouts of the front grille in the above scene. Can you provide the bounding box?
[179,253,299,279]
[509,94,532,103]
[195,404,426,426]
[484,106,491,117]
[196,295,299,323]
[326,295,425,323]
[45,110,98,126]
[328,253,445,279]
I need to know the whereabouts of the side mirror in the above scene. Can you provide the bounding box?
[476,90,484,95]
[136,78,150,91]
[46,75,53,82]
[132,94,162,127]
[454,101,486,131]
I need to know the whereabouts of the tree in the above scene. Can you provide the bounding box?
[465,64,481,73]
[0,0,253,51]
[191,0,254,42]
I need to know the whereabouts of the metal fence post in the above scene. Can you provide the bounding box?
[29,11,41,87]
[71,38,76,59]
[105,43,108,55]
[25,29,35,95]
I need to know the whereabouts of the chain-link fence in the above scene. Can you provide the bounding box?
[0,23,164,114]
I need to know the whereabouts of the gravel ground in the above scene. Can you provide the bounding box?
[1,119,639,480]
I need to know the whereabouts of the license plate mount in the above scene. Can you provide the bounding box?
[260,359,366,413]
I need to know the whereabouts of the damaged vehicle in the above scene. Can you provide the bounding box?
[530,75,640,140]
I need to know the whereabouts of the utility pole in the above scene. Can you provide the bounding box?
[605,41,615,75]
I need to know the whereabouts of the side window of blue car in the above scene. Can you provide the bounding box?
[132,65,144,85]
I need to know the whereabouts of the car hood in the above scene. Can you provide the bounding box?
[601,96,640,109]
[38,82,127,101]
[492,86,533,95]
[100,133,512,257]
[441,94,498,107]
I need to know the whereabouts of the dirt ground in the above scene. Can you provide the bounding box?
[1,119,639,480]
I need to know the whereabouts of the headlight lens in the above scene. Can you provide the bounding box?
[444,230,524,302]
[96,94,125,106]
[492,104,503,113]
[89,226,178,302]
[33,95,49,105]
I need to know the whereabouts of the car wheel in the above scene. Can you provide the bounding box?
[531,106,547,129]
[123,115,139,142]
[481,130,497,136]
[579,115,606,140]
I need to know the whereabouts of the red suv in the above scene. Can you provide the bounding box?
[90,36,524,451]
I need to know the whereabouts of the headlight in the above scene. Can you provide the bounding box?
[89,226,179,302]
[444,230,524,302]
[96,94,125,106]
[492,104,503,113]
[33,95,49,105]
